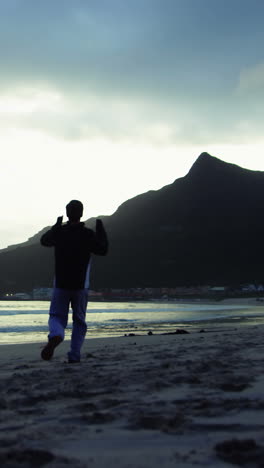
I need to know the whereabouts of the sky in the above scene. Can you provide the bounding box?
[1,0,264,248]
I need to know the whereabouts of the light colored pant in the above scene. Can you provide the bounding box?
[48,288,88,361]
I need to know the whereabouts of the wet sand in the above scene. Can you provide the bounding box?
[0,323,264,467]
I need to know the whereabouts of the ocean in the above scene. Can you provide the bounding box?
[0,300,264,345]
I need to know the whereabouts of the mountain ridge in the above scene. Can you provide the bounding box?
[1,152,264,291]
[0,152,259,252]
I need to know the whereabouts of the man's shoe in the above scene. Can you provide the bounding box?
[68,358,80,364]
[41,336,63,361]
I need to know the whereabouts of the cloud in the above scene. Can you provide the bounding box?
[0,82,262,148]
[237,63,264,96]
[0,0,254,96]
[0,1,264,147]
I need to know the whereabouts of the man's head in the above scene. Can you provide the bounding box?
[66,200,83,222]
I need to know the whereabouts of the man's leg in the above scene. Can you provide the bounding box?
[68,289,88,363]
[48,288,70,339]
[41,288,70,360]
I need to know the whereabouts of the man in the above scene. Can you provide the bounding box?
[40,200,108,363]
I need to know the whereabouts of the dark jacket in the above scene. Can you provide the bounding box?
[40,219,108,289]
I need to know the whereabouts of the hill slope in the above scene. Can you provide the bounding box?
[1,152,264,291]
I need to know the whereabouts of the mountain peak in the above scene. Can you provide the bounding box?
[191,152,224,168]
[187,152,238,180]
[197,151,213,160]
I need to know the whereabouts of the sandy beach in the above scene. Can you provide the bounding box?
[1,322,264,467]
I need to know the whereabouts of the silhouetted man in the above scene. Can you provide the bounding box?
[40,200,108,363]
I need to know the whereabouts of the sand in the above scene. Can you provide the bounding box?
[1,323,264,467]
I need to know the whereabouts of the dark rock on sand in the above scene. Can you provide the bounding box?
[162,329,189,335]
[215,438,264,465]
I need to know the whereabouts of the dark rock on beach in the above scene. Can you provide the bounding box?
[162,329,189,335]
[215,438,264,465]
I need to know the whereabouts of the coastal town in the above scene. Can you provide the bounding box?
[2,283,264,301]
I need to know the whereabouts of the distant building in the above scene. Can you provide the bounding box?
[32,288,53,300]
[89,290,104,299]
[12,292,31,300]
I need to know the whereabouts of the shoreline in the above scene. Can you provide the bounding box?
[0,313,262,351]
[1,295,264,303]
[1,323,264,466]
[1,296,264,346]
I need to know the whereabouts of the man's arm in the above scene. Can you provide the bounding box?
[91,219,108,255]
[40,216,63,247]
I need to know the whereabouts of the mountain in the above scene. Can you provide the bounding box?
[1,152,264,292]
[0,227,50,253]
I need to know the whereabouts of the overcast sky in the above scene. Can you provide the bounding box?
[0,0,264,248]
